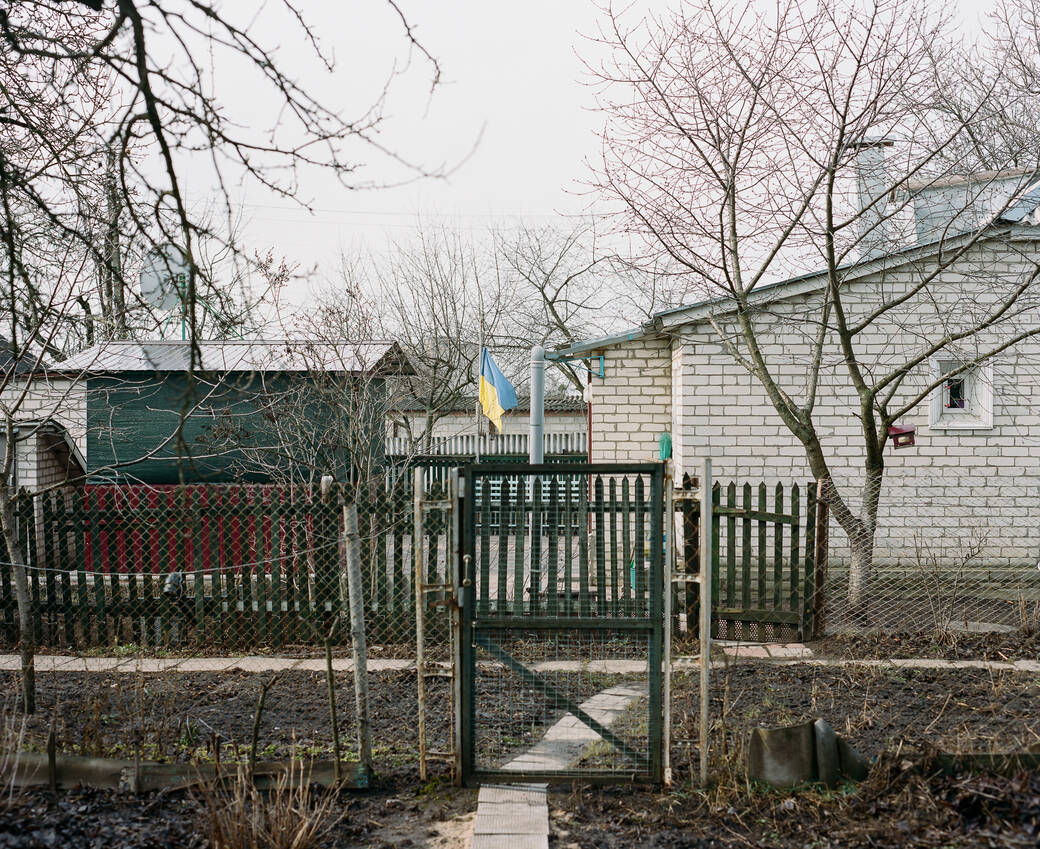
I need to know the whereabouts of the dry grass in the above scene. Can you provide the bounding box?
[0,707,27,812]
[195,759,341,849]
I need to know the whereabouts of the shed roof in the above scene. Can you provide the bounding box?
[55,340,412,375]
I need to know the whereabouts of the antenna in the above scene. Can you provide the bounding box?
[139,244,189,312]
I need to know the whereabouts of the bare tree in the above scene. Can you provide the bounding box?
[1,0,441,709]
[374,226,513,449]
[202,286,400,490]
[590,0,1040,610]
[496,222,693,391]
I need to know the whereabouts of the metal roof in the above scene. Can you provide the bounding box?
[559,187,1040,355]
[0,336,45,376]
[55,340,411,374]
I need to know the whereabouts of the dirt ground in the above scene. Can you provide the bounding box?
[811,629,1040,662]
[669,664,1039,765]
[549,763,1040,848]
[545,662,1040,848]
[2,665,640,773]
[0,780,476,849]
[2,668,453,773]
[3,644,1039,848]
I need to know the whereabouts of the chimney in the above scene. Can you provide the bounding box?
[852,137,895,261]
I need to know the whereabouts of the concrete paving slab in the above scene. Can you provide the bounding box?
[471,835,548,849]
[767,644,814,658]
[530,659,646,674]
[473,810,548,835]
[478,786,546,805]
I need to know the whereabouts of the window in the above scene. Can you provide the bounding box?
[944,375,966,409]
[929,358,994,430]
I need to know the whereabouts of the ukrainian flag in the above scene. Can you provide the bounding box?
[479,347,518,433]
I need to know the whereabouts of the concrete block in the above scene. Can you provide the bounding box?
[748,721,816,788]
[814,719,839,789]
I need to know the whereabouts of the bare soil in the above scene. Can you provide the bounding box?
[549,763,1040,848]
[811,630,1040,662]
[0,779,476,849]
[545,663,1039,848]
[2,669,452,774]
[669,664,1039,764]
[3,650,1038,848]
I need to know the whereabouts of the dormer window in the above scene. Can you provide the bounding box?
[930,358,994,430]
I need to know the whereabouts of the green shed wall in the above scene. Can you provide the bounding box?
[85,371,384,484]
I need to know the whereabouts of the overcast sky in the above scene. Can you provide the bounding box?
[190,0,997,298]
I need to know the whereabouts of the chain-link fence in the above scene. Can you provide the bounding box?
[0,464,459,788]
[2,475,437,655]
[818,472,1040,636]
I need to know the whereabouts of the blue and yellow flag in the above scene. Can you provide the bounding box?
[479,348,518,433]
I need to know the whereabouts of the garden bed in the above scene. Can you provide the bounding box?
[550,763,1040,847]
[670,663,1039,761]
[0,779,476,849]
[810,629,1040,662]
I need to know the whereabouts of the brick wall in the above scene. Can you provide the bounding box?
[0,376,86,455]
[587,337,672,463]
[590,234,1040,568]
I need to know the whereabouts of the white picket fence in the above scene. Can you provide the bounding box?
[385,432,586,457]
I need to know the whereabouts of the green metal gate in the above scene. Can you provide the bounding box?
[459,463,665,784]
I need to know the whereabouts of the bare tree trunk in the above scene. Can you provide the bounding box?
[102,145,126,340]
[422,410,434,453]
[827,466,882,617]
[0,495,35,713]
[846,531,875,616]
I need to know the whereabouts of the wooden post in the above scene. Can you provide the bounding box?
[413,468,428,781]
[812,480,829,639]
[324,638,342,785]
[344,502,372,784]
[698,458,712,786]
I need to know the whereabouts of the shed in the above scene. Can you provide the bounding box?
[55,340,411,484]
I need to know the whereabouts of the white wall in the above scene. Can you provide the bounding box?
[0,376,86,455]
[586,337,672,463]
[589,234,1040,568]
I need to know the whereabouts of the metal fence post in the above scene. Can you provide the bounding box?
[813,479,829,638]
[663,460,674,787]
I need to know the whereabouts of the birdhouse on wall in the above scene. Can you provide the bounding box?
[888,424,915,449]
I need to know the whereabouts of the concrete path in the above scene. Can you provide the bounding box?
[4,646,1037,675]
[471,784,548,849]
[470,682,648,849]
[0,654,651,675]
[713,641,1040,672]
[503,683,648,773]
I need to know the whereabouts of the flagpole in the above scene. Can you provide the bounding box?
[475,297,485,464]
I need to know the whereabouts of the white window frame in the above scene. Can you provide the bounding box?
[928,358,994,430]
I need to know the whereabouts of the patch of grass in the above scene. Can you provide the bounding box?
[195,760,341,849]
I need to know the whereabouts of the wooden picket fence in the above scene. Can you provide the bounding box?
[0,480,436,650]
[675,477,824,642]
[0,469,823,650]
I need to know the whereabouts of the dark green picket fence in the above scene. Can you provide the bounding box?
[1,468,819,650]
[1,480,434,651]
[675,476,822,642]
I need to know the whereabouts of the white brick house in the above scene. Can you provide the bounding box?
[558,201,1040,572]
